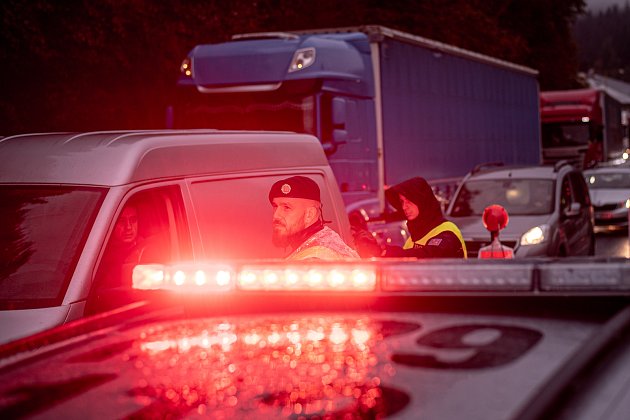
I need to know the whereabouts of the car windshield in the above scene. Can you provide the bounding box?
[450,179,554,216]
[0,186,105,309]
[585,172,630,189]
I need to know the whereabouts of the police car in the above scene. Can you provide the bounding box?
[0,258,629,419]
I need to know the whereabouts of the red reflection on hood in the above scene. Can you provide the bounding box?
[130,316,398,417]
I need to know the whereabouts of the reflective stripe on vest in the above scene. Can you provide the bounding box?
[403,221,468,258]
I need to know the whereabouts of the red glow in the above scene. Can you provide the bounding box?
[133,316,393,417]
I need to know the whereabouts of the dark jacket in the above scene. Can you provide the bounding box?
[384,177,466,258]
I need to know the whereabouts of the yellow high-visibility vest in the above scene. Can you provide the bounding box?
[403,221,468,258]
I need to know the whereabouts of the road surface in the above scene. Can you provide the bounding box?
[595,229,629,257]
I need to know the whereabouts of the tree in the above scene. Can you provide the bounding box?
[0,0,587,135]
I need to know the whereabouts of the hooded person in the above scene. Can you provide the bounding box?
[383,177,467,258]
[269,176,359,260]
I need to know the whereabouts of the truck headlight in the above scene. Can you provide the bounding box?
[520,224,549,246]
[180,57,193,78]
[288,48,316,73]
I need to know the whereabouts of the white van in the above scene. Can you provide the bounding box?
[0,130,354,344]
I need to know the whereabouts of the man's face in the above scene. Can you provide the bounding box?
[399,194,420,220]
[114,206,138,245]
[271,197,315,247]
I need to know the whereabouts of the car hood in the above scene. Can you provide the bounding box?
[0,305,72,345]
[451,214,553,241]
[589,188,630,206]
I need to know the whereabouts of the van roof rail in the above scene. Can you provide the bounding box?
[471,161,504,174]
[553,160,572,172]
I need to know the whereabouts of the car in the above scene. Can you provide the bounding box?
[583,165,630,230]
[446,161,595,258]
[1,258,629,419]
[0,130,354,344]
[346,198,409,248]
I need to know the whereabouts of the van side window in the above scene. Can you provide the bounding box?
[90,186,190,311]
[190,174,338,259]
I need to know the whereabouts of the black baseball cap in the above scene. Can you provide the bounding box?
[269,176,321,202]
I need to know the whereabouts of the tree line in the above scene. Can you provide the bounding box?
[1,0,588,135]
[575,2,630,82]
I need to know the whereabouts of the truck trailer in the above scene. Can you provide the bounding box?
[540,88,626,168]
[172,25,542,209]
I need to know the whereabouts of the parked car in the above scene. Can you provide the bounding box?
[0,130,354,344]
[446,161,595,258]
[583,165,630,230]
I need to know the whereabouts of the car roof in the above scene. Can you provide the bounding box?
[465,162,575,181]
[0,130,328,186]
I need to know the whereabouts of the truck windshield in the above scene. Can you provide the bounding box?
[542,123,590,148]
[450,179,554,216]
[0,186,105,309]
[174,89,317,135]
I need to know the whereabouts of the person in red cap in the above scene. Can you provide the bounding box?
[382,177,467,258]
[269,176,359,260]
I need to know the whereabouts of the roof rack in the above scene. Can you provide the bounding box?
[232,32,299,41]
[471,161,504,175]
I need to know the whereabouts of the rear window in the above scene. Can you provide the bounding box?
[450,179,554,216]
[0,186,105,309]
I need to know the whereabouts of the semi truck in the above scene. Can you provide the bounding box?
[540,88,626,168]
[172,25,542,210]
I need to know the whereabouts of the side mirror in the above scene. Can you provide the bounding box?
[564,202,581,218]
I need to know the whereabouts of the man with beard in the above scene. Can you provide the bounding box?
[269,176,359,260]
[382,177,467,258]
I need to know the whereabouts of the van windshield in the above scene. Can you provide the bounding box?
[0,186,105,309]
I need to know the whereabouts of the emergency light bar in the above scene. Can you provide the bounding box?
[133,260,630,295]
[133,263,376,292]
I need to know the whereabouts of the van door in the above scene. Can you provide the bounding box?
[188,173,341,260]
[88,185,192,313]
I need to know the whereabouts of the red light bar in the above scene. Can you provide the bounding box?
[133,263,376,292]
[132,263,235,292]
[237,265,376,291]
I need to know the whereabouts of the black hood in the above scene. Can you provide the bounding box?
[385,177,445,240]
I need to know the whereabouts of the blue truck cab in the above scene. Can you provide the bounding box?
[174,26,542,210]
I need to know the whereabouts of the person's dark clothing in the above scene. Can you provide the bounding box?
[383,177,466,259]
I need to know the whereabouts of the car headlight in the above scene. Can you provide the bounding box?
[520,224,549,246]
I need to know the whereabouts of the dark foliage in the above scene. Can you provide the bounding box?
[575,2,630,82]
[1,0,588,135]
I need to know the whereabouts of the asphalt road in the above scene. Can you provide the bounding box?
[595,229,629,257]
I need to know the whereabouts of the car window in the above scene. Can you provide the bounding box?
[570,171,590,206]
[189,174,338,260]
[450,179,554,216]
[93,186,191,294]
[560,176,573,211]
[0,186,105,309]
[584,171,630,189]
